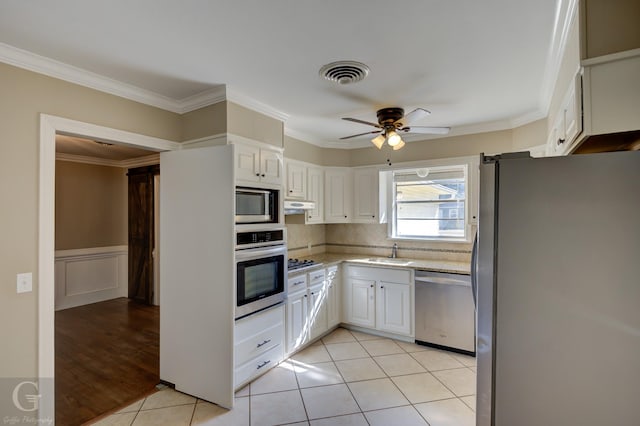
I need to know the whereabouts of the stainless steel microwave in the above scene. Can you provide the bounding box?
[235,187,279,224]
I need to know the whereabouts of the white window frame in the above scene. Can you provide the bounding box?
[380,155,478,243]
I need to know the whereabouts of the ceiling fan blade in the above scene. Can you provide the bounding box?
[397,108,431,126]
[339,130,382,140]
[342,117,382,128]
[400,126,450,135]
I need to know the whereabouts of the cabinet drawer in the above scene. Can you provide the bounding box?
[347,265,411,284]
[308,269,326,286]
[235,304,284,342]
[235,343,283,388]
[235,322,283,367]
[288,274,308,293]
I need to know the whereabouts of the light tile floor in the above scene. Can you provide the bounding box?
[91,327,476,426]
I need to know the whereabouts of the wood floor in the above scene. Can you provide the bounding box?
[55,297,159,425]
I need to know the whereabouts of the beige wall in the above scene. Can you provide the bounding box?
[284,135,351,167]
[348,129,515,167]
[583,0,640,58]
[55,161,127,250]
[227,102,284,147]
[181,101,227,142]
[512,118,547,150]
[0,62,182,378]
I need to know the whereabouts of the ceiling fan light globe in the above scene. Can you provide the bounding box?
[392,139,406,150]
[371,134,385,149]
[387,130,401,146]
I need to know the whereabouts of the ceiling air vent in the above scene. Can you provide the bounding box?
[319,61,370,85]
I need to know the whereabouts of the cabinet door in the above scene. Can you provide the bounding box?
[324,168,352,223]
[326,267,341,328]
[345,277,376,328]
[286,291,309,353]
[308,283,328,340]
[306,166,324,224]
[235,144,260,183]
[286,161,306,199]
[376,281,411,336]
[353,168,379,223]
[260,149,283,186]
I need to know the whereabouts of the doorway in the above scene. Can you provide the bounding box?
[39,114,180,422]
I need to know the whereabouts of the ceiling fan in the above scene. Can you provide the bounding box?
[340,107,450,150]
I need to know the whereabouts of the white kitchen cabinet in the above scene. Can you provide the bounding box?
[345,277,376,329]
[324,168,352,223]
[376,281,411,335]
[343,264,413,337]
[306,166,324,224]
[308,282,328,340]
[326,266,340,328]
[353,168,379,223]
[234,143,283,186]
[549,73,583,156]
[286,288,309,353]
[234,304,285,388]
[286,161,306,199]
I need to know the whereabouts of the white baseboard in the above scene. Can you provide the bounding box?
[55,245,128,311]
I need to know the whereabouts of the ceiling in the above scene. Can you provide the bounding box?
[0,0,566,148]
[56,135,156,161]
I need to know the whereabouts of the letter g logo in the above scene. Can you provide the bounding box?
[12,381,40,412]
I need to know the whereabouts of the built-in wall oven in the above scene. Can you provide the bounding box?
[235,229,287,319]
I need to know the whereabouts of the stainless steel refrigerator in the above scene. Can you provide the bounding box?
[474,150,640,426]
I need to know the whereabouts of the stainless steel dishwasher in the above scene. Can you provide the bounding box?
[415,270,476,355]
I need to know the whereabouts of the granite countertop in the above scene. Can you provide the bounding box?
[302,252,470,275]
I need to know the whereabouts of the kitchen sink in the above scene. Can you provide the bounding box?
[366,258,413,266]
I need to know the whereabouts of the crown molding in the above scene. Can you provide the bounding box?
[0,42,184,113]
[226,87,290,122]
[0,42,289,121]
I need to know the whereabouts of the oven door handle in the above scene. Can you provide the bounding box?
[235,245,287,261]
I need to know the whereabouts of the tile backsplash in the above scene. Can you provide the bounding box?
[286,216,472,263]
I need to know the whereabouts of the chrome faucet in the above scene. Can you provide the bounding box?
[389,243,398,259]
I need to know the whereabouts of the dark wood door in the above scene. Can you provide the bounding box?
[128,165,159,304]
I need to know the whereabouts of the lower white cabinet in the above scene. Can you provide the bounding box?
[234,304,285,388]
[286,266,341,354]
[326,266,341,328]
[286,288,309,353]
[343,264,414,337]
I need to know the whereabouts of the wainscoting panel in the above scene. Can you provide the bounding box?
[55,246,128,311]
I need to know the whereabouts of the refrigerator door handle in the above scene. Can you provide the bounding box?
[471,231,478,308]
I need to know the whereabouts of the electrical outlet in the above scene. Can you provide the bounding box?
[17,272,32,294]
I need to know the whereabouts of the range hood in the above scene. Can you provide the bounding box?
[284,200,316,215]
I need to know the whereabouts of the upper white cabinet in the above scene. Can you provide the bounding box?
[324,168,353,223]
[352,168,379,223]
[306,166,324,224]
[235,142,283,186]
[548,74,583,156]
[286,160,306,199]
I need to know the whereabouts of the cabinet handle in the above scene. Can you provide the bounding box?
[289,190,293,193]
[257,360,271,370]
[344,215,347,218]
[261,174,265,177]
[256,173,260,177]
[380,286,385,289]
[557,138,565,145]
[308,216,312,219]
[293,280,304,286]
[256,339,271,348]
[370,284,374,288]
[304,294,308,298]
[372,215,375,218]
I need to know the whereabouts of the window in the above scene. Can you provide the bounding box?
[390,165,468,240]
